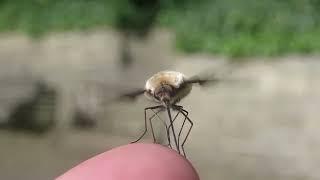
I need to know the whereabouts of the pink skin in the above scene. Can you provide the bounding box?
[56,143,199,180]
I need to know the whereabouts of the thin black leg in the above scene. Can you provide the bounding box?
[165,110,180,148]
[151,109,171,147]
[177,110,188,148]
[166,105,183,131]
[166,106,180,154]
[169,105,188,148]
[167,111,180,134]
[176,108,193,157]
[131,105,163,143]
[149,108,165,143]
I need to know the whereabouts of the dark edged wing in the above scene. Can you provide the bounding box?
[116,88,146,101]
[184,75,220,87]
[183,61,242,87]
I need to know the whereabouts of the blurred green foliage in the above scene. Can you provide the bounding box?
[160,0,320,57]
[0,0,116,35]
[0,0,319,57]
[114,0,160,36]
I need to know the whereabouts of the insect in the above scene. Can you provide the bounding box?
[119,70,220,157]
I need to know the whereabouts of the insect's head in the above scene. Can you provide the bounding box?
[154,84,173,105]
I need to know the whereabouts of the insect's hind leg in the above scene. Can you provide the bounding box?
[166,107,180,154]
[131,105,163,143]
[173,105,193,157]
[167,106,188,148]
[177,110,188,148]
[163,110,181,148]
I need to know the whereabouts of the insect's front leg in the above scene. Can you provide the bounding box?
[131,105,163,143]
[150,109,171,147]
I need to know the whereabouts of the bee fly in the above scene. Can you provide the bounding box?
[118,70,221,157]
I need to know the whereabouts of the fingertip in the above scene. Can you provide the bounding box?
[57,143,199,180]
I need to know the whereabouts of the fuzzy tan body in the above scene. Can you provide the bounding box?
[144,71,192,105]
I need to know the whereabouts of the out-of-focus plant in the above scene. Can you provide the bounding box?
[0,0,319,57]
[114,0,161,67]
[159,0,320,57]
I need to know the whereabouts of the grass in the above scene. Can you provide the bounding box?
[0,0,319,57]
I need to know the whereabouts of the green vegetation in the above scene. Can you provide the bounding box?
[0,0,319,57]
[160,0,320,57]
[0,0,117,35]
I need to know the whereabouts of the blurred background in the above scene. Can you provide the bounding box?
[0,0,319,179]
